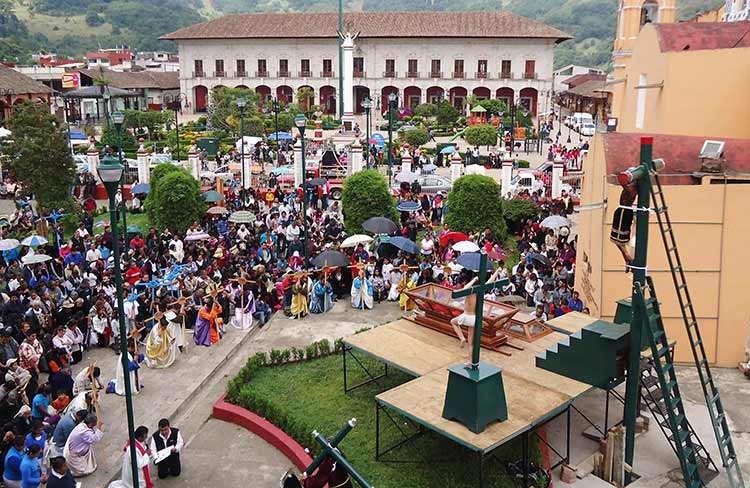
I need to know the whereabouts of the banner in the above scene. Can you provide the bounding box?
[62,72,79,89]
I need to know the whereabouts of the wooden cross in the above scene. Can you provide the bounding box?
[450,253,509,370]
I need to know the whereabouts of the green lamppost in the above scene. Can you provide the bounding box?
[362,97,372,159]
[236,97,247,188]
[295,113,309,267]
[97,156,140,488]
[112,111,128,254]
[271,97,281,166]
[387,92,397,187]
[171,101,181,163]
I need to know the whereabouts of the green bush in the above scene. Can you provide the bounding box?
[464,124,498,147]
[519,160,530,168]
[401,128,430,147]
[342,170,398,235]
[503,198,540,233]
[445,175,507,241]
[145,166,204,232]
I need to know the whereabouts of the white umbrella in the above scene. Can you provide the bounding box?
[0,127,10,138]
[540,215,570,229]
[453,241,480,253]
[236,136,263,153]
[22,254,52,265]
[0,239,20,251]
[21,234,48,247]
[340,234,373,248]
[184,232,211,242]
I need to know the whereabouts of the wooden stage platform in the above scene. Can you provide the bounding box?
[345,313,599,455]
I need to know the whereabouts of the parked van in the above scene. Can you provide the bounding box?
[572,112,593,132]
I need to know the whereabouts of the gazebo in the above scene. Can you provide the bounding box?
[61,85,136,123]
[469,105,487,125]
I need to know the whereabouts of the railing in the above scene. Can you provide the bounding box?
[214,70,226,78]
[406,71,420,78]
[383,71,396,78]
[299,70,311,77]
[193,71,205,78]
[278,70,290,77]
[235,70,247,77]
[524,72,538,80]
[476,71,488,79]
[321,71,334,77]
[500,71,513,79]
[430,71,442,79]
[256,70,268,77]
[452,71,465,79]
[353,70,366,78]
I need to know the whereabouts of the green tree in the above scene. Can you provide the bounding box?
[146,166,204,232]
[210,87,261,134]
[246,115,265,137]
[144,163,182,225]
[401,128,430,147]
[124,109,170,139]
[445,175,506,241]
[435,100,460,128]
[503,198,540,234]
[341,170,398,235]
[464,124,497,147]
[413,103,437,119]
[5,101,76,210]
[478,98,506,116]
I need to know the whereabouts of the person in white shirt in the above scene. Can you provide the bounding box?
[148,418,183,479]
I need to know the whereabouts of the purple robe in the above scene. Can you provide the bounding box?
[194,314,212,346]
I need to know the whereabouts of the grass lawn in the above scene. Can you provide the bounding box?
[12,2,115,41]
[92,211,151,236]
[230,352,542,488]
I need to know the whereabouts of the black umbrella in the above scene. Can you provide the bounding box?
[457,252,496,272]
[308,178,327,187]
[312,250,350,268]
[528,252,550,267]
[362,217,399,236]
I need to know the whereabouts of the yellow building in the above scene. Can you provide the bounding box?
[575,133,750,367]
[614,21,750,138]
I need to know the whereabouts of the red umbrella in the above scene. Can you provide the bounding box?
[488,250,507,261]
[440,231,468,247]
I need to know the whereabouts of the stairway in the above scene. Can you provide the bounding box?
[536,320,629,389]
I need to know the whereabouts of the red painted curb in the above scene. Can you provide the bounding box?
[213,393,313,471]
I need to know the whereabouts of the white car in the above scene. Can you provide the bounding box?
[579,123,596,137]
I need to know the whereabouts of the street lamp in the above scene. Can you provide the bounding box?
[387,92,398,186]
[96,156,140,488]
[112,111,128,254]
[171,100,181,163]
[271,97,282,166]
[295,113,309,267]
[362,97,372,158]
[236,97,247,188]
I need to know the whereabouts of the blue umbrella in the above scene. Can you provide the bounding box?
[268,132,294,141]
[457,252,496,272]
[21,234,48,247]
[397,200,421,212]
[440,145,457,154]
[388,236,419,254]
[131,183,150,194]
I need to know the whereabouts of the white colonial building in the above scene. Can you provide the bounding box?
[162,11,571,118]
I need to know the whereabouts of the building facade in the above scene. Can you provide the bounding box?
[162,12,570,117]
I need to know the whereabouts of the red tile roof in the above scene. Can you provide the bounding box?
[161,11,572,42]
[562,73,606,88]
[601,132,750,184]
[655,21,750,52]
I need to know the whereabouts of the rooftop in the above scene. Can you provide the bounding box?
[602,133,750,184]
[655,21,750,52]
[0,64,53,95]
[79,69,179,90]
[565,79,609,99]
[161,11,572,42]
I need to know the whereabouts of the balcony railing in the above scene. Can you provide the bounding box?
[235,70,247,78]
[476,71,488,79]
[524,72,538,80]
[278,70,290,78]
[500,71,513,79]
[299,70,311,78]
[353,70,366,78]
[430,71,442,79]
[256,70,268,77]
[321,71,334,77]
[193,70,205,78]
[214,71,226,78]
[383,71,396,78]
[452,71,465,79]
[406,71,420,78]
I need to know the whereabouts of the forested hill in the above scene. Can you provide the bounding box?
[1,0,724,69]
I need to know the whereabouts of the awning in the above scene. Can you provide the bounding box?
[62,86,136,99]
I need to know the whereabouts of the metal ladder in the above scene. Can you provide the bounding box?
[639,357,719,481]
[650,173,745,488]
[634,279,701,487]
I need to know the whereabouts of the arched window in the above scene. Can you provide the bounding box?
[640,0,659,28]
